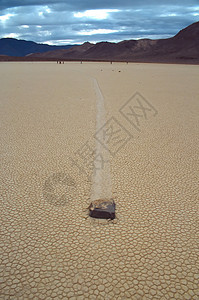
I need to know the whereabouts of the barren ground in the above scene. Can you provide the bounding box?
[0,62,199,299]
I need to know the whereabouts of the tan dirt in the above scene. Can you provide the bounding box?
[0,62,199,299]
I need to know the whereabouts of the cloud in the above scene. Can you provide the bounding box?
[0,1,198,44]
[0,13,15,22]
[78,29,119,36]
[2,32,19,38]
[73,9,120,20]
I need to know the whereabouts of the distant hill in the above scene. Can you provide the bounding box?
[29,21,199,64]
[0,38,77,56]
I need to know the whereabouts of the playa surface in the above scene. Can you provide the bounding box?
[1,62,199,299]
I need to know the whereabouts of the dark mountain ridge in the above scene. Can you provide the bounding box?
[0,38,76,56]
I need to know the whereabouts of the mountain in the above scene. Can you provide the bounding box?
[30,42,94,59]
[0,38,77,56]
[0,22,199,63]
[29,21,199,64]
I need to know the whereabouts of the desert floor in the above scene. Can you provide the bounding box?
[0,62,199,299]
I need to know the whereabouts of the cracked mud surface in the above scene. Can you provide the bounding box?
[1,62,199,299]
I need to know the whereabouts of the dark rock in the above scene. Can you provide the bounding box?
[89,199,116,220]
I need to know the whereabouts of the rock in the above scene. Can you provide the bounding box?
[88,199,116,220]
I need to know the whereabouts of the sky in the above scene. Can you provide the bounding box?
[0,0,198,45]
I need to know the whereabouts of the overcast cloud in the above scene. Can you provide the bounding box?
[0,0,198,44]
